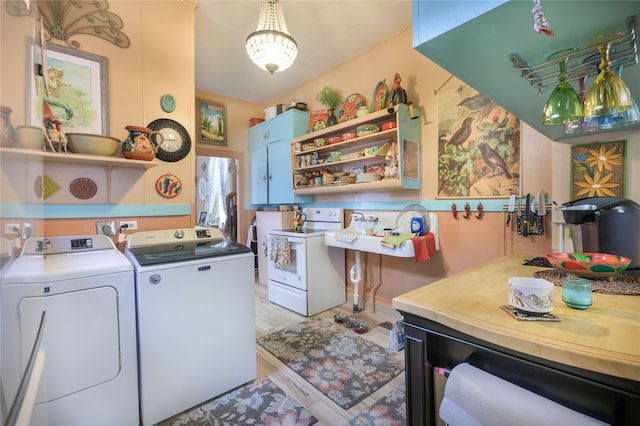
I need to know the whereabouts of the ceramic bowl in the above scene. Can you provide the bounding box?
[15,126,43,150]
[342,132,357,140]
[328,136,343,144]
[356,123,380,137]
[67,133,120,156]
[353,322,368,334]
[546,252,631,279]
[508,277,555,313]
[343,317,357,328]
[381,120,397,131]
[314,138,327,147]
[334,313,347,323]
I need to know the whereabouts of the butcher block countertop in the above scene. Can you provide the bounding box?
[392,254,640,382]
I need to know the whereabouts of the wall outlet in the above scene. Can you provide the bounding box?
[96,220,117,236]
[4,223,20,234]
[551,207,565,224]
[119,220,138,231]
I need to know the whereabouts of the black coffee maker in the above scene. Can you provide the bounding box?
[561,196,640,276]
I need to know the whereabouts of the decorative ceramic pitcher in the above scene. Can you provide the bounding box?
[122,125,164,161]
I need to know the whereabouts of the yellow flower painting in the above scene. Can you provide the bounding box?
[571,140,626,199]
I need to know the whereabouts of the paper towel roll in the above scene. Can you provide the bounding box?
[439,363,607,426]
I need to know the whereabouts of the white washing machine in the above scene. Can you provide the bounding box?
[0,235,139,426]
[0,237,16,424]
[125,227,256,425]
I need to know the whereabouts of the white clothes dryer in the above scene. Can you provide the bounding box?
[0,235,139,426]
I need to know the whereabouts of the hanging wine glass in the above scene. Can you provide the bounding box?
[583,34,632,118]
[611,65,640,128]
[563,75,600,134]
[543,48,583,125]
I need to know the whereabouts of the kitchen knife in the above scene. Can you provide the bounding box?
[506,194,515,227]
[523,193,530,236]
[537,191,545,217]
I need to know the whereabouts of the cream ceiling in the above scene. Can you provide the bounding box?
[194,0,412,105]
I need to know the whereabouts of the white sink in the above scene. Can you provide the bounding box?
[325,228,416,257]
[324,211,439,258]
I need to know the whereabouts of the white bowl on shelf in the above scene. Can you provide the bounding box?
[67,133,120,156]
[15,126,43,150]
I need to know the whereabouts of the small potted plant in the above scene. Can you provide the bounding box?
[316,86,342,126]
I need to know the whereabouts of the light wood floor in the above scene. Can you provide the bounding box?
[254,280,405,425]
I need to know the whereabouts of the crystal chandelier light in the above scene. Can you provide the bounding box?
[246,0,297,74]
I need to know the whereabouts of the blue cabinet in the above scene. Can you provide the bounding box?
[249,110,310,205]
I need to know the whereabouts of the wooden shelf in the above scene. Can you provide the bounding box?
[290,103,421,195]
[0,147,159,169]
[294,178,404,195]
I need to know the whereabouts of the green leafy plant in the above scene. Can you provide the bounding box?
[315,86,342,110]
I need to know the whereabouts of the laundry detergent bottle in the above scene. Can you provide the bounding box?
[410,215,424,235]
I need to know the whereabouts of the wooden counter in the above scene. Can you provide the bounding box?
[392,254,640,381]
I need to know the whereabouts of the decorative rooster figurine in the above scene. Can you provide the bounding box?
[388,73,407,107]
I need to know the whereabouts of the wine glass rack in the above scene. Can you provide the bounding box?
[510,15,637,92]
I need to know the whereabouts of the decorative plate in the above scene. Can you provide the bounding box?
[308,110,329,132]
[198,176,209,201]
[371,81,388,111]
[69,177,98,200]
[160,94,176,113]
[147,118,191,162]
[336,93,364,123]
[156,173,182,198]
[546,252,631,279]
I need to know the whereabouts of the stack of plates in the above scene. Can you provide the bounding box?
[341,152,365,160]
[356,173,383,183]
[335,174,356,184]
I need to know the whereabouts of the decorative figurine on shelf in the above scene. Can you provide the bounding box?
[388,73,408,108]
[42,99,69,153]
[293,208,304,233]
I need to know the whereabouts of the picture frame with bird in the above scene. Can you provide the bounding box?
[436,83,521,198]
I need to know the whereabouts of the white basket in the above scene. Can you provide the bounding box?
[264,106,277,120]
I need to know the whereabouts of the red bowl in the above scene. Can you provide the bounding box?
[545,252,631,279]
[342,132,357,141]
[328,136,343,144]
[381,120,397,131]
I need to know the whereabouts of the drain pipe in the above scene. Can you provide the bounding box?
[349,250,362,312]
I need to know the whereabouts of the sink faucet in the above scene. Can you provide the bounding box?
[351,212,365,222]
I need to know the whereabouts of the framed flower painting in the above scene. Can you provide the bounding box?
[570,140,626,198]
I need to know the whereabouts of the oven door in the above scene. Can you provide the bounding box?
[267,235,306,290]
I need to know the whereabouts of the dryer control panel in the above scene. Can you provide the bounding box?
[24,235,116,255]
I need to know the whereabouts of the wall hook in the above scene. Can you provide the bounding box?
[476,203,484,219]
[451,203,458,219]
[463,202,471,219]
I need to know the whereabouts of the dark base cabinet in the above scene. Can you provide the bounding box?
[401,312,640,426]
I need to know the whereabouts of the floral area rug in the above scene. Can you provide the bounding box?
[159,376,318,426]
[257,318,405,410]
[345,381,406,425]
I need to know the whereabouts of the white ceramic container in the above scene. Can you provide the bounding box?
[508,277,555,313]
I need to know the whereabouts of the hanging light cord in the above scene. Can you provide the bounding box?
[532,0,554,36]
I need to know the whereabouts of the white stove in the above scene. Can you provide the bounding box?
[267,207,345,316]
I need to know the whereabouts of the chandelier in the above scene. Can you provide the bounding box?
[246,0,297,74]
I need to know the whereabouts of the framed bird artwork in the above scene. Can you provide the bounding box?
[437,83,521,198]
